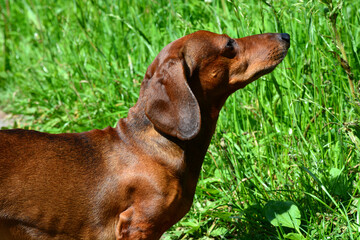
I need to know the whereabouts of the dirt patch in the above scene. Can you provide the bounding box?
[0,110,14,129]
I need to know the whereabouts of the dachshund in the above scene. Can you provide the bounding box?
[0,30,290,239]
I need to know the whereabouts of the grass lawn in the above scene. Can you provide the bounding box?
[1,0,360,239]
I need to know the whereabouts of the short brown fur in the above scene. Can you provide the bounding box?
[0,30,290,239]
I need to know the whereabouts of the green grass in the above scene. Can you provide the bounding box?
[1,0,360,239]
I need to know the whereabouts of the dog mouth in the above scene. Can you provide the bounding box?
[241,47,288,83]
[261,47,288,72]
[267,47,289,64]
[229,45,289,88]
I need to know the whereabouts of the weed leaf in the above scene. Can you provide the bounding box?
[264,200,301,229]
[284,232,305,240]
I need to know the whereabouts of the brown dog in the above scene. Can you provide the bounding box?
[0,30,289,239]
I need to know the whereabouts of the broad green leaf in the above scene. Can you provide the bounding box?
[284,232,306,240]
[264,200,301,229]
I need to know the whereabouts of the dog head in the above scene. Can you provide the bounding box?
[142,30,290,140]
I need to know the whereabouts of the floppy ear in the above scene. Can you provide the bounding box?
[144,59,201,141]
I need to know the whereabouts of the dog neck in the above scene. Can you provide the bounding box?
[115,96,223,196]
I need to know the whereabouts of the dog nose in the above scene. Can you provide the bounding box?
[280,33,290,44]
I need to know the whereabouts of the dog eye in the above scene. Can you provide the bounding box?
[225,39,235,49]
[222,39,236,58]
